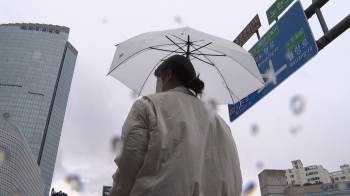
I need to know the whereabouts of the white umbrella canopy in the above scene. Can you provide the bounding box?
[108,26,265,104]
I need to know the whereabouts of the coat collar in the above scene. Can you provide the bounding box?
[166,86,196,97]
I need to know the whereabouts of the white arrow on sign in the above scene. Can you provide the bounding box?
[258,59,287,93]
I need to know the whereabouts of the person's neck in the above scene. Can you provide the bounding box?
[163,83,182,92]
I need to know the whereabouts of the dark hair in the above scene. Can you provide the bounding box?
[154,55,205,96]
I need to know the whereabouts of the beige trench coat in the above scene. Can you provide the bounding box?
[110,86,242,196]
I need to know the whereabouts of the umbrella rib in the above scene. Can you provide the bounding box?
[191,53,226,56]
[190,44,239,103]
[191,43,265,86]
[149,47,186,54]
[190,42,212,53]
[171,35,204,44]
[138,47,187,96]
[107,43,185,75]
[190,54,214,66]
[166,36,187,53]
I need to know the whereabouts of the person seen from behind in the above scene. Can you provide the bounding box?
[110,54,242,196]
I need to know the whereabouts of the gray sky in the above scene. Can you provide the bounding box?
[1,0,350,195]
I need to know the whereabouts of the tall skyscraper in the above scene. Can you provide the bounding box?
[0,23,78,195]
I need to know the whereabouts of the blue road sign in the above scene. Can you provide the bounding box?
[228,0,318,122]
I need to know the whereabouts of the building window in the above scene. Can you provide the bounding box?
[310,177,320,181]
[290,175,294,178]
[341,176,346,180]
[307,179,310,182]
[334,178,339,181]
[55,30,60,34]
[48,29,53,33]
[294,162,298,165]
[28,26,34,30]
[35,27,40,31]
[291,180,295,184]
[296,166,299,169]
[306,173,309,176]
[42,28,47,32]
[20,26,27,30]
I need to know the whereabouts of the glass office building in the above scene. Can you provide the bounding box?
[0,23,78,195]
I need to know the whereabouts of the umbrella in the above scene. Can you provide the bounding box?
[108,27,265,104]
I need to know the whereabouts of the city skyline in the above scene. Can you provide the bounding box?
[0,0,349,195]
[0,23,77,195]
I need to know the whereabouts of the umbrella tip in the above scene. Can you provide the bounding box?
[115,44,119,47]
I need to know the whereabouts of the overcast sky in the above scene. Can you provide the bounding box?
[1,0,350,195]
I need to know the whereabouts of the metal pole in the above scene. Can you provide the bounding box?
[316,14,350,51]
[256,30,261,40]
[312,0,329,34]
[305,0,329,19]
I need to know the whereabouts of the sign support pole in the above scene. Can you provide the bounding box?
[256,30,261,40]
[316,14,350,51]
[312,0,329,34]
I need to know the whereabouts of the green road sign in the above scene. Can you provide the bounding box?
[266,0,294,24]
[285,28,305,51]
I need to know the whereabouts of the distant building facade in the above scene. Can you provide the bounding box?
[0,122,45,196]
[285,160,331,186]
[50,188,68,196]
[259,160,350,196]
[330,164,350,183]
[284,181,350,196]
[259,170,286,196]
[0,23,78,195]
[102,186,111,196]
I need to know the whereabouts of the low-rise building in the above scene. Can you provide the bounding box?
[330,164,350,183]
[259,160,350,196]
[285,160,332,186]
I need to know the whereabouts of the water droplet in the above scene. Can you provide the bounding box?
[130,91,138,100]
[0,147,7,165]
[111,136,124,158]
[64,174,83,192]
[256,161,264,170]
[102,17,108,24]
[204,98,218,116]
[251,124,259,136]
[243,181,258,196]
[13,188,24,196]
[290,95,306,115]
[290,125,303,136]
[174,15,182,24]
[33,50,42,60]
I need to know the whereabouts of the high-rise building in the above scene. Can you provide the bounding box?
[0,23,78,195]
[0,122,45,196]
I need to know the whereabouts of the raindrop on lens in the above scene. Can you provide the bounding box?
[290,95,306,115]
[130,91,138,100]
[256,161,264,170]
[111,136,124,158]
[102,17,108,24]
[205,99,218,116]
[251,124,259,136]
[243,181,258,196]
[0,147,7,165]
[290,125,302,136]
[33,49,42,60]
[174,15,182,24]
[64,174,83,192]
